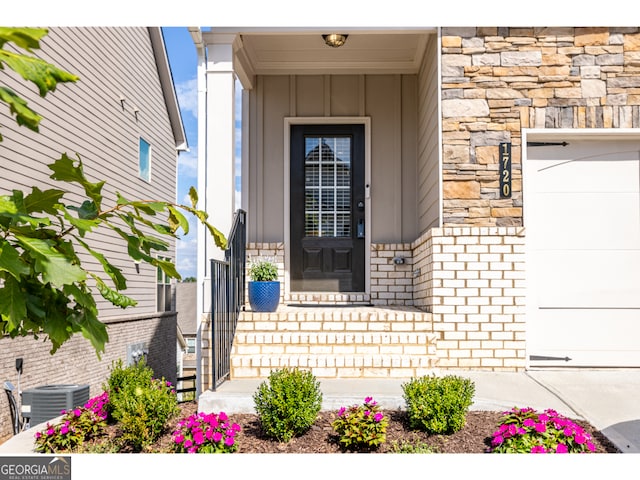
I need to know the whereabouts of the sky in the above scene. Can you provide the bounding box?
[161,27,200,280]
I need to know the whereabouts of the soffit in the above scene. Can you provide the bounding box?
[203,29,436,76]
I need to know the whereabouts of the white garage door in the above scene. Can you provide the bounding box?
[525,136,640,367]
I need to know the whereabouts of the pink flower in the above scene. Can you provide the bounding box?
[364,396,373,403]
[534,423,546,433]
[586,441,596,452]
[563,427,573,436]
[46,427,55,436]
[225,437,235,447]
[492,435,504,446]
[212,432,223,443]
[556,443,569,453]
[338,407,346,417]
[531,445,547,453]
[193,430,205,445]
[35,432,42,439]
[173,433,184,444]
[374,413,384,423]
[575,433,586,445]
[523,418,535,428]
[184,439,193,448]
[73,408,82,417]
[218,412,228,422]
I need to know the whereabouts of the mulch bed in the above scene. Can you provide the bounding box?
[149,401,620,454]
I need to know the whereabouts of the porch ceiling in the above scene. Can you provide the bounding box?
[203,28,436,80]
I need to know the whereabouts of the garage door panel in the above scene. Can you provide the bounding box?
[533,156,639,193]
[536,251,640,308]
[526,137,640,368]
[534,192,639,250]
[530,308,640,367]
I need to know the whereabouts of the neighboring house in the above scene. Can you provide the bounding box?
[192,26,640,393]
[176,281,198,377]
[0,27,186,443]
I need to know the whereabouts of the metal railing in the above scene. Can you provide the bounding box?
[210,209,246,391]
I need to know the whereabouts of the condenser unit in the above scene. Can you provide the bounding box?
[21,384,90,426]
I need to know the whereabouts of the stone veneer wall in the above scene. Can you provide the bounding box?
[414,227,526,370]
[441,26,640,226]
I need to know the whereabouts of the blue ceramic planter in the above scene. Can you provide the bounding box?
[248,281,280,312]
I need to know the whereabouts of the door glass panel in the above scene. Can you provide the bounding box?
[304,136,351,237]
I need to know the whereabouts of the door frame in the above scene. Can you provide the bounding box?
[284,117,372,298]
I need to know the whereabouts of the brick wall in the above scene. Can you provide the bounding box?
[0,313,176,445]
[370,243,414,306]
[414,227,526,370]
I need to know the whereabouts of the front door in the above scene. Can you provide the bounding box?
[290,124,365,292]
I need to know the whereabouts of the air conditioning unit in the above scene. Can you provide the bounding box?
[21,384,90,426]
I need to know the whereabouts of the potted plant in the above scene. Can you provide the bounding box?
[247,258,280,312]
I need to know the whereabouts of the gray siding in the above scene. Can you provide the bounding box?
[417,34,441,232]
[247,72,420,244]
[0,27,177,315]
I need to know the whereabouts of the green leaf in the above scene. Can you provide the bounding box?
[0,276,27,331]
[0,241,30,279]
[92,274,137,308]
[167,205,189,235]
[63,283,95,310]
[62,208,99,236]
[15,235,86,286]
[188,186,198,208]
[23,187,65,214]
[75,308,109,359]
[154,256,181,281]
[0,27,48,51]
[48,154,104,209]
[0,86,42,133]
[76,237,127,290]
[0,47,78,97]
[67,199,99,220]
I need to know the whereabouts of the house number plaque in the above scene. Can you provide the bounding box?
[499,142,511,198]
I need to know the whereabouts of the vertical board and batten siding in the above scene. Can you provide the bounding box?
[247,72,420,244]
[0,27,177,315]
[417,34,441,232]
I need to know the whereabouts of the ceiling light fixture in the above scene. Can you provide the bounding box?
[322,34,348,48]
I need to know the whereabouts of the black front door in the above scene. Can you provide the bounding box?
[290,124,365,292]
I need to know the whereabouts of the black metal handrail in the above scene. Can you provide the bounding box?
[210,209,246,391]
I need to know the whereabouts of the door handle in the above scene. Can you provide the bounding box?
[357,218,365,238]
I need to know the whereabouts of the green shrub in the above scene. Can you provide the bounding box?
[331,397,389,452]
[402,374,475,434]
[105,359,178,451]
[252,367,323,442]
[248,258,278,281]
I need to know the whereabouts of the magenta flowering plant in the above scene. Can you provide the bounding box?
[84,391,109,420]
[489,407,597,454]
[331,397,389,451]
[34,404,107,453]
[172,411,241,453]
